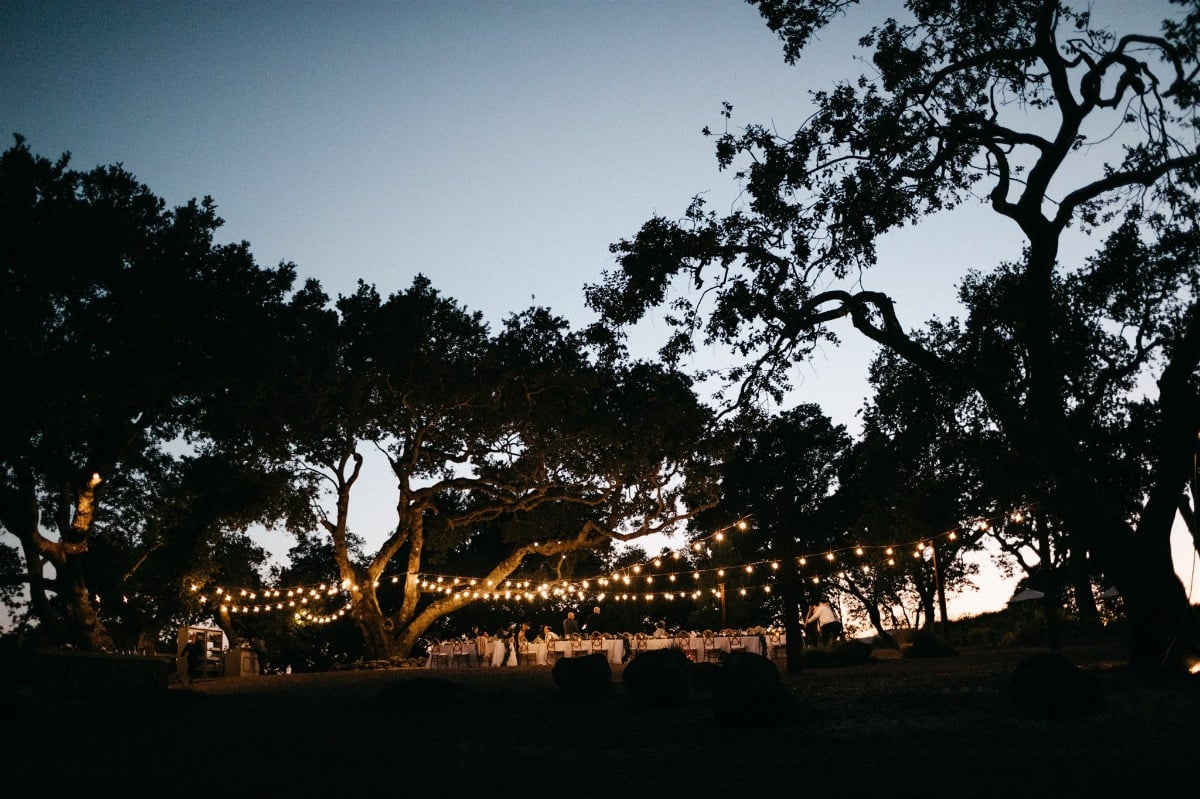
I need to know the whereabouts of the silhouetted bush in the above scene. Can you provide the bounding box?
[690,660,722,690]
[711,651,799,727]
[828,639,873,666]
[1009,651,1105,719]
[622,647,692,707]
[902,629,959,659]
[551,653,611,698]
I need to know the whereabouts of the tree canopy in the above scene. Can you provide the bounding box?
[0,135,307,651]
[586,0,1200,670]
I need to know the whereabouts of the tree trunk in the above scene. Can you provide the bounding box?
[60,567,113,652]
[1068,549,1102,630]
[1079,512,1197,670]
[351,583,399,660]
[57,473,114,651]
[931,542,950,641]
[778,512,804,673]
[1122,542,1197,672]
[1035,520,1062,651]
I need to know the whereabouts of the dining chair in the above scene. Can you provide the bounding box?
[518,639,538,665]
[428,639,449,669]
[544,637,563,664]
[451,639,473,668]
[726,630,746,655]
[570,633,588,658]
[589,631,606,655]
[674,631,693,660]
[632,631,649,657]
[767,629,787,665]
[701,629,722,663]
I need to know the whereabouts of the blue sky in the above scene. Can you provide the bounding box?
[3,0,1195,620]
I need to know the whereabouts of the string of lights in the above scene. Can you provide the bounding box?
[196,508,1030,615]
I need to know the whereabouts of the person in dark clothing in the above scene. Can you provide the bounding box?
[183,634,205,681]
[563,611,579,636]
[584,606,603,634]
[249,635,269,674]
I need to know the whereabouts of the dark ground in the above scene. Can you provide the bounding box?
[7,638,1197,797]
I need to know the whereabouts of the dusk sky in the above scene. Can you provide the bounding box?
[3,0,1195,620]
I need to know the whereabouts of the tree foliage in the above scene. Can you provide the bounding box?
[707,404,849,669]
[586,0,1200,669]
[271,278,729,659]
[0,135,307,651]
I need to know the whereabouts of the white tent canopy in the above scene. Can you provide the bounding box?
[1007,588,1045,604]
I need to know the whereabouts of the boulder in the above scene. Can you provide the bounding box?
[622,647,693,707]
[552,652,611,698]
[711,651,799,727]
[1010,651,1105,719]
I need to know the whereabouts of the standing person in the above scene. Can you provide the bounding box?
[804,599,843,646]
[249,635,269,675]
[584,605,603,634]
[563,611,579,636]
[182,633,205,682]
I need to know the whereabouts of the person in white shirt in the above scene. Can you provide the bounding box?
[804,599,843,646]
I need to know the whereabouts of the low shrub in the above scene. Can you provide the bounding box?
[1009,651,1105,719]
[622,647,692,707]
[901,629,959,659]
[551,653,611,698]
[711,651,799,727]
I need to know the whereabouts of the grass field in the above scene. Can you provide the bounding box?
[8,637,1198,797]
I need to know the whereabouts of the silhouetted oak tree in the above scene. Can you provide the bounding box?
[282,278,727,660]
[586,1,1200,669]
[0,136,307,651]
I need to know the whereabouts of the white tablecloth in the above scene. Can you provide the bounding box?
[630,633,764,660]
[491,637,627,666]
[432,632,770,668]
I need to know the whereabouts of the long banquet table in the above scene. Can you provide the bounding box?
[424,628,768,667]
[491,637,627,666]
[426,631,771,668]
[658,633,764,661]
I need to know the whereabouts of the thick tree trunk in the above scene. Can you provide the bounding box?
[1080,512,1198,671]
[61,568,113,652]
[1120,541,1197,672]
[778,511,804,673]
[1035,522,1062,651]
[57,473,113,651]
[351,584,399,660]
